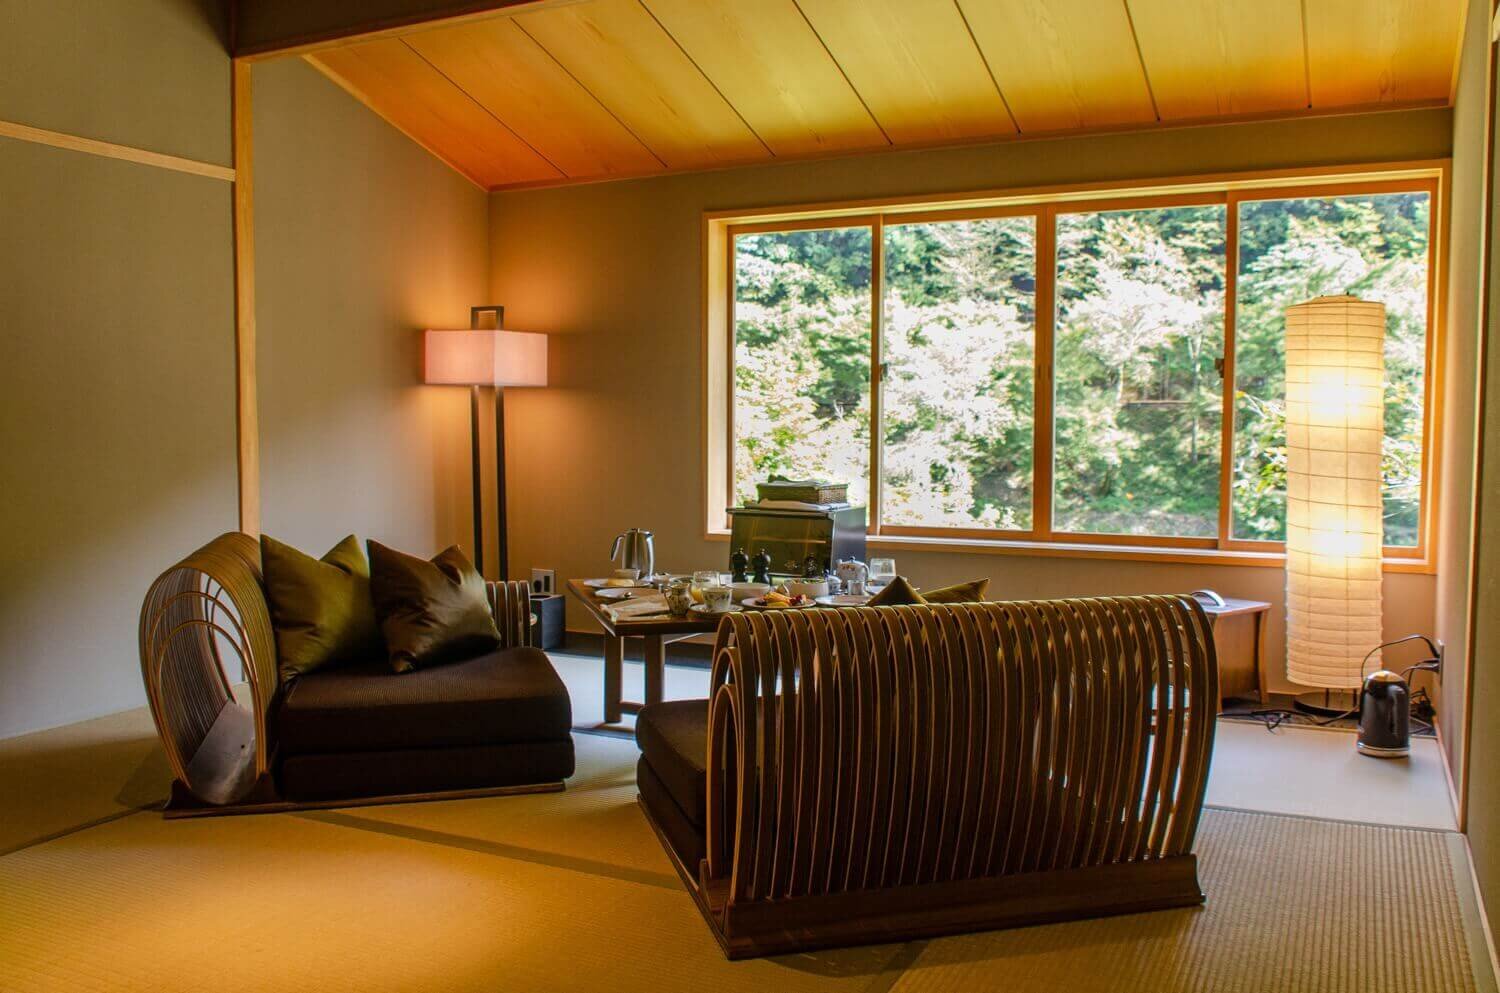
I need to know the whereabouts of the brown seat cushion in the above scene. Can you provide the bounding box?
[635,698,709,829]
[274,646,572,755]
[282,741,575,801]
[637,756,705,869]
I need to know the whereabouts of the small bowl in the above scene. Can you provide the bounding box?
[612,567,640,580]
[785,579,830,598]
[732,582,771,601]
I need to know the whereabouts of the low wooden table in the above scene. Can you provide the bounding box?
[1197,596,1272,709]
[567,579,725,732]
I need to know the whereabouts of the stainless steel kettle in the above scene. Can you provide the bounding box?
[610,528,655,579]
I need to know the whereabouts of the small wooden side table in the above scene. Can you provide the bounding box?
[1196,596,1272,710]
[566,579,723,733]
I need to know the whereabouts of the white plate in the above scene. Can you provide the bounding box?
[689,603,739,615]
[815,594,872,607]
[741,597,817,610]
[584,577,649,589]
[595,588,639,601]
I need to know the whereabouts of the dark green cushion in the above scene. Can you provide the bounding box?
[868,575,924,606]
[260,534,383,682]
[367,541,500,674]
[922,578,990,603]
[868,576,990,607]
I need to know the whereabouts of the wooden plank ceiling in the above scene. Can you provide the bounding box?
[305,0,1467,191]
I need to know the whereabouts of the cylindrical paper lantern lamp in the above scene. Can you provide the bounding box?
[1284,295,1384,706]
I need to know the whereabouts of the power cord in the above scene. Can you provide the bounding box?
[1246,634,1442,734]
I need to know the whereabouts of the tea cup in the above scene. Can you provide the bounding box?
[702,584,733,613]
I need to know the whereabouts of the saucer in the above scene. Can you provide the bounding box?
[815,594,872,606]
[690,603,739,615]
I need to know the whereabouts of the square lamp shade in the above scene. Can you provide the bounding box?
[423,329,547,387]
[1284,294,1385,689]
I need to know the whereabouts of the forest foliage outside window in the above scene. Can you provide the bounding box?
[881,216,1036,530]
[732,226,871,509]
[1231,191,1431,547]
[727,179,1435,556]
[1053,204,1225,539]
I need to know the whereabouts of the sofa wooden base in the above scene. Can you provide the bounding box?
[641,796,1204,960]
[162,776,565,819]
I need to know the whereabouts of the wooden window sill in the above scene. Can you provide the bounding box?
[704,528,1433,574]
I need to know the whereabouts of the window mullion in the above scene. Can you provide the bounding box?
[1033,207,1056,541]
[869,216,884,535]
[1218,195,1241,547]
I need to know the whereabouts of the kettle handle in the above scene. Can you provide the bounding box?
[611,534,624,563]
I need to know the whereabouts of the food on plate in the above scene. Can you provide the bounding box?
[754,590,811,608]
[604,577,638,588]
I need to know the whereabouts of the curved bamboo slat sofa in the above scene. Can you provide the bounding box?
[139,532,568,815]
[637,596,1218,958]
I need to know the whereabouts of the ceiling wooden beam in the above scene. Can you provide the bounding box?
[232,0,570,60]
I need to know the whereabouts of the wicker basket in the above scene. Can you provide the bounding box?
[755,478,848,504]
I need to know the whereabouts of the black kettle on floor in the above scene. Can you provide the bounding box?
[1357,669,1410,758]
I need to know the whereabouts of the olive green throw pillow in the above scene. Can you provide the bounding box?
[921,578,990,604]
[867,576,990,607]
[867,575,925,606]
[367,541,500,674]
[260,534,384,682]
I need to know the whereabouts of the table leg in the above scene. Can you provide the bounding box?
[1254,611,1269,705]
[603,634,623,724]
[643,635,665,708]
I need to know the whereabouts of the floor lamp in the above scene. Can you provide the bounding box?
[1283,294,1385,714]
[423,308,547,580]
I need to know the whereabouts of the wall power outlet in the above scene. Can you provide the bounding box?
[530,568,556,595]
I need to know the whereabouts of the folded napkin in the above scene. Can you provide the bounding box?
[603,592,670,621]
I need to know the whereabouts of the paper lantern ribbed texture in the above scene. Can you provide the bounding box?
[1284,295,1385,688]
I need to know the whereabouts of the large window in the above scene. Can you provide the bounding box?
[1053,203,1225,540]
[881,215,1036,530]
[723,174,1438,563]
[732,225,872,509]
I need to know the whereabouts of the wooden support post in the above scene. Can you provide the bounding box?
[232,60,259,536]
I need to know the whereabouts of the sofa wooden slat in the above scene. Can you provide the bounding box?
[643,595,1219,958]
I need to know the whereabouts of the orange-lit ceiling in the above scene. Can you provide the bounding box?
[304,0,1468,192]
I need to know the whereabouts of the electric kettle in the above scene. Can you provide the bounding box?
[610,528,655,579]
[1357,669,1410,758]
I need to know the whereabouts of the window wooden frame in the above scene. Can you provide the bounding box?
[705,162,1448,573]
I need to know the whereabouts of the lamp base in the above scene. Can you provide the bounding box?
[1292,688,1360,718]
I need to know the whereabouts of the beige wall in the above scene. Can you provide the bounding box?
[0,0,237,736]
[251,57,489,561]
[1464,0,1500,940]
[0,0,230,164]
[489,108,1453,696]
[1437,0,1491,815]
[0,10,494,740]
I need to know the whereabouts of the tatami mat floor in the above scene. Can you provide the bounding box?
[551,652,1460,830]
[0,652,1487,992]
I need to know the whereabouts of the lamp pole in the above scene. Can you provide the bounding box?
[470,306,507,581]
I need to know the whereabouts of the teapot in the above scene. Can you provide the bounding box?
[610,528,655,580]
[836,558,868,596]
